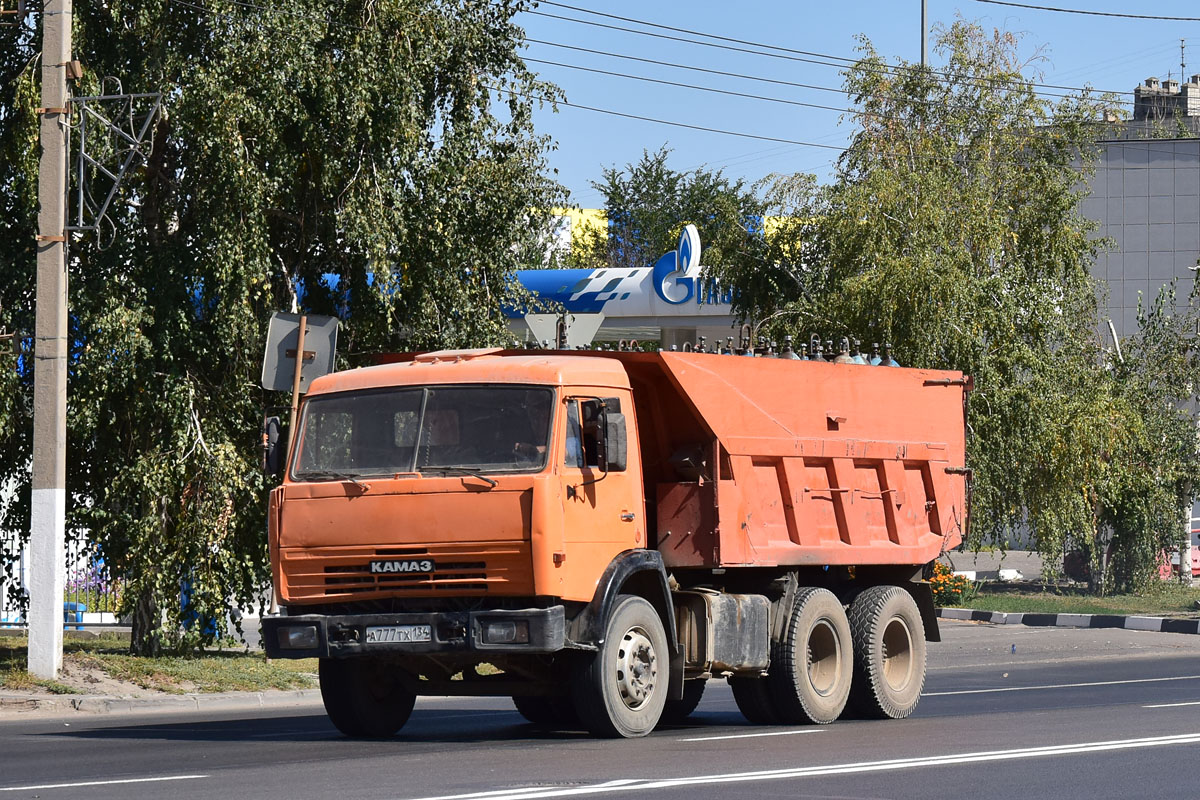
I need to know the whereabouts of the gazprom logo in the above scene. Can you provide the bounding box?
[653,224,703,305]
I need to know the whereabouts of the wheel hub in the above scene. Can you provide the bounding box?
[615,626,658,710]
[881,617,914,691]
[806,619,842,697]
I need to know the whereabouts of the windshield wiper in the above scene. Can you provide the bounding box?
[420,466,498,487]
[294,470,368,488]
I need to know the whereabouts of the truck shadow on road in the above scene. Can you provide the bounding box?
[42,708,753,745]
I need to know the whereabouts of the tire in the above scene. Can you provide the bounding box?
[512,694,578,725]
[767,587,853,725]
[660,679,707,725]
[571,594,669,738]
[847,585,927,720]
[319,657,416,738]
[729,675,779,724]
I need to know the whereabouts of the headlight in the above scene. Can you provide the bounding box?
[278,625,319,649]
[482,620,529,644]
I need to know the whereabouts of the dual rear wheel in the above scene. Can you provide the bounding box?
[730,584,926,725]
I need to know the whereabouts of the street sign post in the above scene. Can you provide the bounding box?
[261,311,338,458]
[261,312,338,394]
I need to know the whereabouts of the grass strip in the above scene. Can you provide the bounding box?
[1,635,316,694]
[946,582,1200,617]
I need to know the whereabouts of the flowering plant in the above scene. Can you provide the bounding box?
[929,561,973,606]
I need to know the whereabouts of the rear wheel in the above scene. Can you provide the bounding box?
[512,695,578,725]
[767,587,853,725]
[572,595,669,738]
[660,678,707,724]
[848,585,926,719]
[319,657,416,738]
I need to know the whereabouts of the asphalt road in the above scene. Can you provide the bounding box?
[3,620,1200,800]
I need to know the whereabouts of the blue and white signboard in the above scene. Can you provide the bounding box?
[511,224,735,342]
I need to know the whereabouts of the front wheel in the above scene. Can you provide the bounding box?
[572,595,669,738]
[319,657,416,738]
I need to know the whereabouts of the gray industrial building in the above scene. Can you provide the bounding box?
[1082,76,1200,339]
[1082,135,1200,338]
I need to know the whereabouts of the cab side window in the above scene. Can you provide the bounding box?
[564,400,584,469]
[580,400,603,468]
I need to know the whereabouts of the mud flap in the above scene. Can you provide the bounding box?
[904,582,941,642]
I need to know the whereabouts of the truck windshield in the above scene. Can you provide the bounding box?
[292,385,554,479]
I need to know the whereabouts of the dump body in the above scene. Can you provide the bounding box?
[589,351,969,570]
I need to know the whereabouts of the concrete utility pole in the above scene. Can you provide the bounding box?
[921,0,928,67]
[29,0,72,679]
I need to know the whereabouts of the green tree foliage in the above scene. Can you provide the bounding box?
[714,22,1200,591]
[1093,287,1200,591]
[0,0,565,651]
[569,146,765,278]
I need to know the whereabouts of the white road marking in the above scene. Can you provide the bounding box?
[679,729,825,742]
[410,783,638,800]
[411,788,570,800]
[0,775,207,792]
[1143,700,1200,708]
[924,674,1200,696]
[399,733,1200,800]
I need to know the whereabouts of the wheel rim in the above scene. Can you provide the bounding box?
[806,619,842,697]
[615,625,658,710]
[881,616,914,691]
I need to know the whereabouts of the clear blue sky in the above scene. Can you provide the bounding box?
[514,0,1199,207]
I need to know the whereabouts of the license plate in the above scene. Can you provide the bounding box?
[365,624,432,644]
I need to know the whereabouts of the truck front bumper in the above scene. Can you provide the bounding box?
[261,606,566,659]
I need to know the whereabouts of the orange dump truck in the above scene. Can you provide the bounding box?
[261,347,969,738]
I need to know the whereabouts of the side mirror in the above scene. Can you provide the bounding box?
[262,416,283,477]
[579,397,627,473]
[604,412,627,471]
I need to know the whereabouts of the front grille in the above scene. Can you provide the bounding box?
[282,543,531,600]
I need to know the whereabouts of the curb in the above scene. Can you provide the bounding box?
[0,687,322,717]
[937,607,1200,635]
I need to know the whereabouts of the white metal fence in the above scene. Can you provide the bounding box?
[1,533,122,629]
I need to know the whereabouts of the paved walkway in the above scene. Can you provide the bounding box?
[940,549,1045,582]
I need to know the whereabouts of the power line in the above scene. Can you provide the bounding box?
[489,84,848,151]
[494,83,1122,167]
[533,2,862,65]
[525,38,1135,111]
[972,0,1200,22]
[528,1,1134,98]
[523,57,858,116]
[526,39,850,98]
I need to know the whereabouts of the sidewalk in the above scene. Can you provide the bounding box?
[0,687,321,717]
[940,549,1045,582]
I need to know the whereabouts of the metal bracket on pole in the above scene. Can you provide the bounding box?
[65,90,161,234]
[0,0,28,25]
